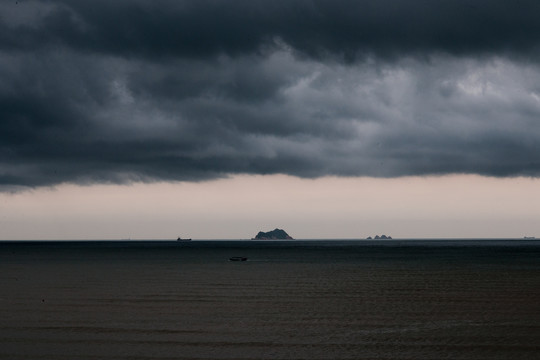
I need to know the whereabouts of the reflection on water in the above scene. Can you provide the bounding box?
[1,240,540,359]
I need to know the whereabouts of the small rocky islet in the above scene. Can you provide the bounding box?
[366,234,392,239]
[252,228,294,240]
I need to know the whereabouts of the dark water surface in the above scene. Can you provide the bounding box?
[1,240,540,359]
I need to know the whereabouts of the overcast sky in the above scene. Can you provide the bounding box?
[1,1,540,239]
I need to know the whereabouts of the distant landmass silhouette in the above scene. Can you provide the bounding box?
[252,228,294,240]
[366,235,392,239]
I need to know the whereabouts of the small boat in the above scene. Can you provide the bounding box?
[177,237,192,241]
[229,256,248,262]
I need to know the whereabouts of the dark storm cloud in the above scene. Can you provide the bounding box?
[3,0,540,60]
[1,0,540,189]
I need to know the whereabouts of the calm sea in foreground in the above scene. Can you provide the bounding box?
[1,239,540,360]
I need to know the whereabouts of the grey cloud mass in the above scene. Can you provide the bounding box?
[1,0,540,189]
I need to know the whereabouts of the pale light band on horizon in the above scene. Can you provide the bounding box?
[1,174,538,240]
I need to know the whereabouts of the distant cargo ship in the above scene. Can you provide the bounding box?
[523,236,536,239]
[177,237,192,241]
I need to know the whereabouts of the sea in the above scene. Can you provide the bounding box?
[1,239,540,360]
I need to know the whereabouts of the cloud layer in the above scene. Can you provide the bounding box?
[2,0,540,188]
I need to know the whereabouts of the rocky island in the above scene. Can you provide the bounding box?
[252,228,294,240]
[366,234,392,239]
